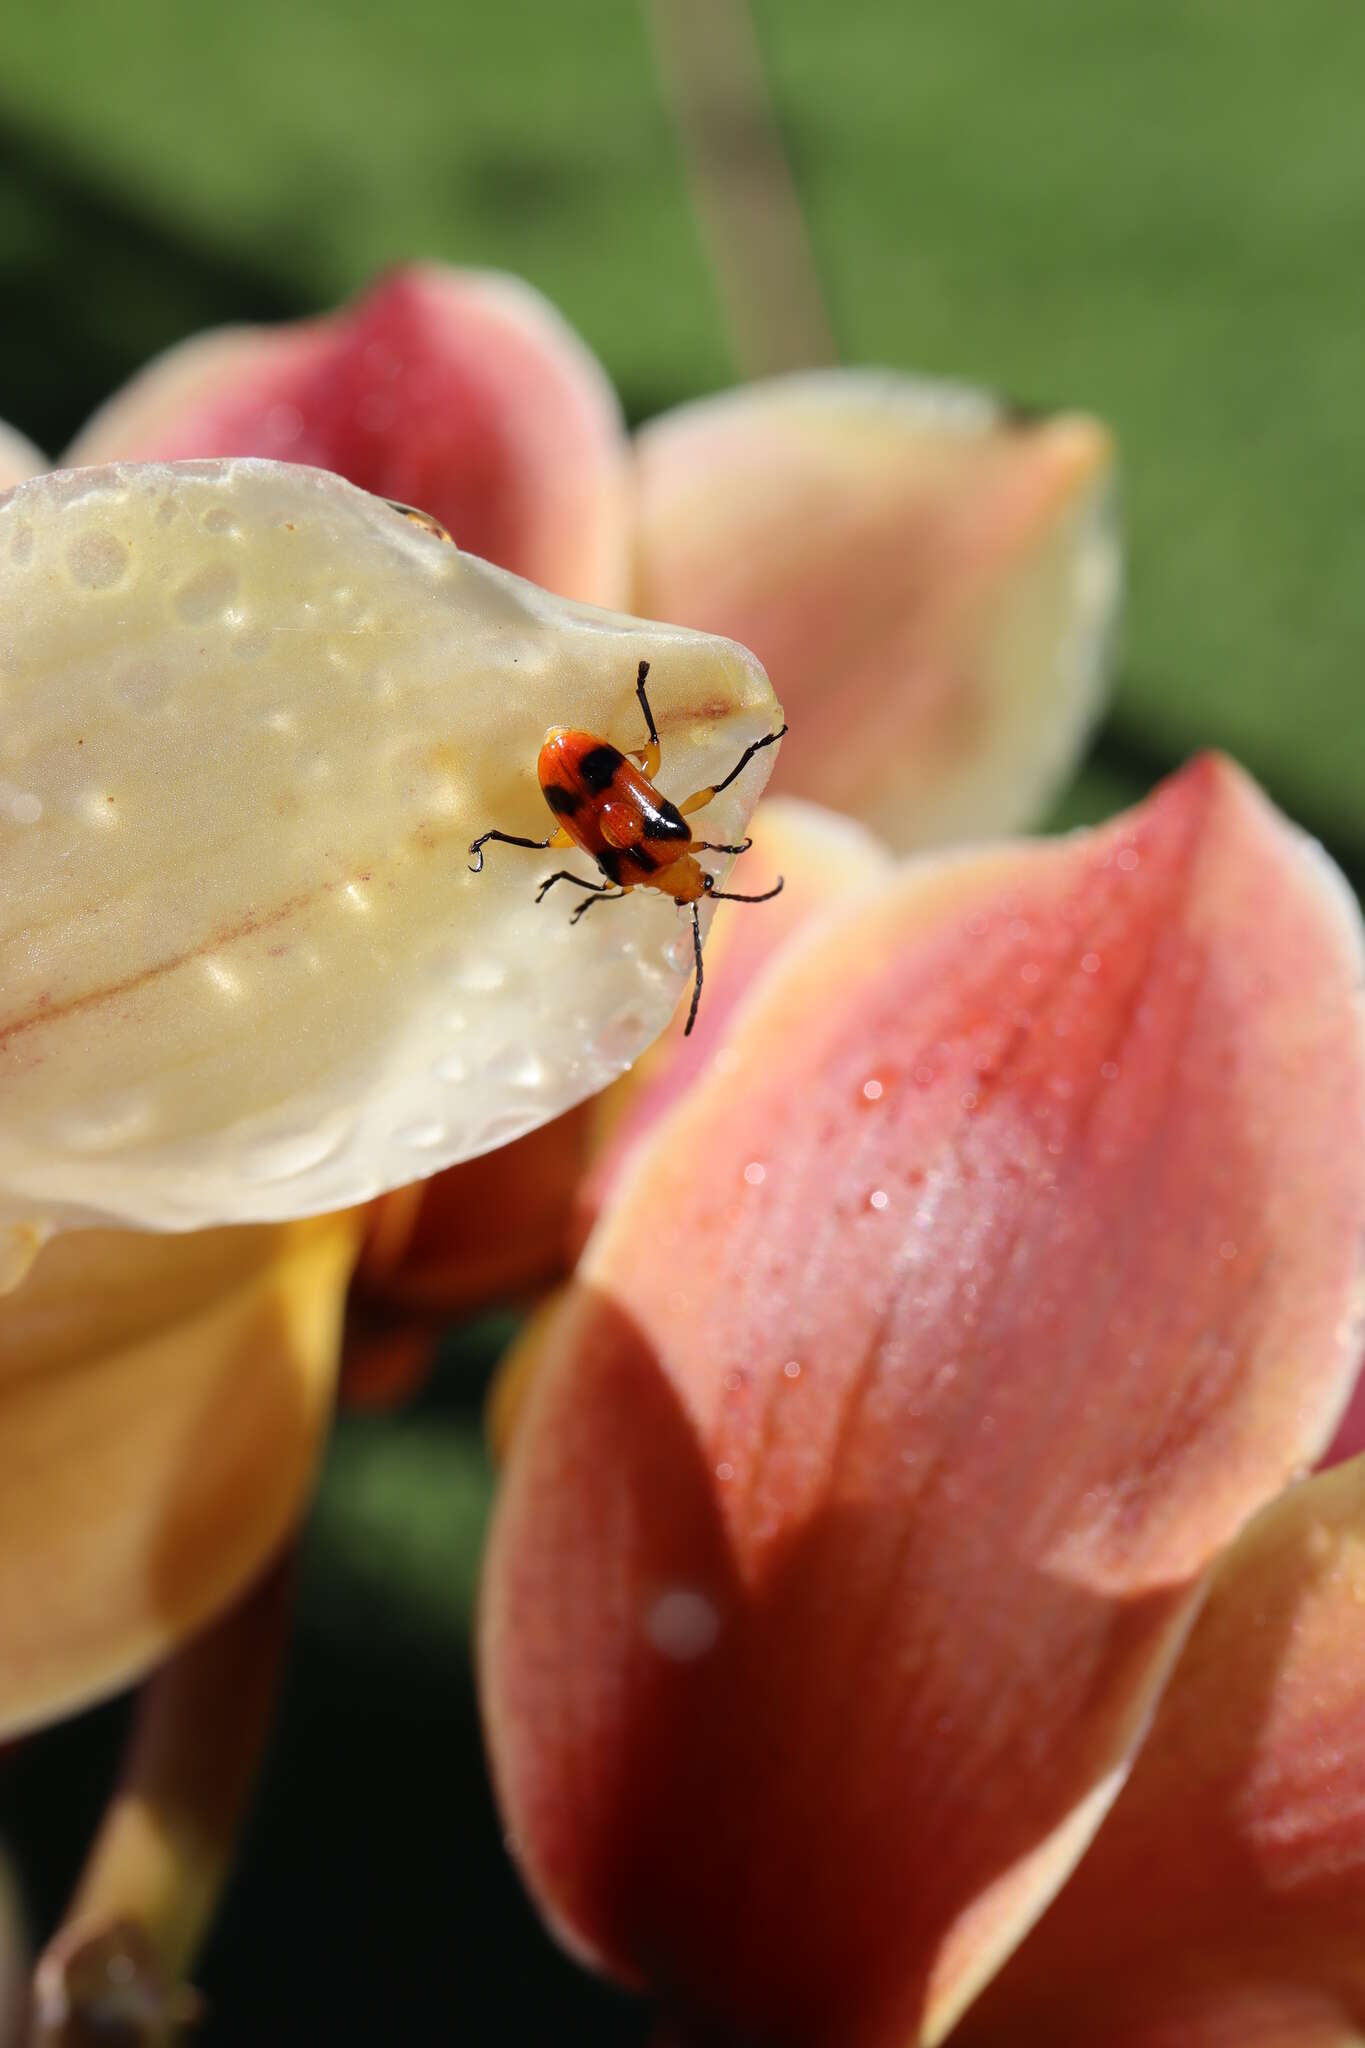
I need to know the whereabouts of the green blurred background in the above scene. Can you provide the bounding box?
[1,0,1361,2038]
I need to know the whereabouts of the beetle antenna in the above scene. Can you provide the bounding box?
[706,875,785,904]
[685,900,704,1036]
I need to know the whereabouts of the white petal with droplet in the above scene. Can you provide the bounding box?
[0,460,779,1242]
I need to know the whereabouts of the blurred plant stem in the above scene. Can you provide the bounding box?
[29,1562,293,2046]
[646,0,837,377]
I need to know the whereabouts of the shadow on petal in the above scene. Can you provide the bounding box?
[956,1457,1365,2047]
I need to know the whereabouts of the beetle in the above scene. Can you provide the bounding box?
[469,659,786,1035]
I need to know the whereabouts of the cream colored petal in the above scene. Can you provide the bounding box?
[0,459,779,1244]
[634,372,1118,850]
[0,1217,355,1737]
[0,421,44,490]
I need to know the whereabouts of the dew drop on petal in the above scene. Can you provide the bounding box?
[645,1588,721,1662]
[743,1160,766,1186]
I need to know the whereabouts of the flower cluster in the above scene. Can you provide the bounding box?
[3,266,1363,2046]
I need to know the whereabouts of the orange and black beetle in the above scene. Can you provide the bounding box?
[469,659,786,1034]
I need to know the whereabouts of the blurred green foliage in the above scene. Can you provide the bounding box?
[1,1,1362,2038]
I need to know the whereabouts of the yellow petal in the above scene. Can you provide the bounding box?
[0,1215,356,1736]
[634,372,1118,849]
[957,1457,1365,2046]
[0,460,778,1243]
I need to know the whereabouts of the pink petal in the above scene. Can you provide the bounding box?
[955,1457,1365,2047]
[575,796,893,1250]
[66,267,630,604]
[634,373,1119,850]
[480,757,1365,2047]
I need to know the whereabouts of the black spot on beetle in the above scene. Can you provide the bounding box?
[643,799,689,841]
[544,782,581,815]
[578,745,623,793]
[595,846,624,885]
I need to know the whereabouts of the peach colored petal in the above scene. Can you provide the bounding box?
[355,1102,592,1320]
[0,1215,357,1737]
[339,1314,438,1412]
[0,421,44,490]
[634,373,1119,850]
[480,757,1365,2048]
[576,796,893,1249]
[67,266,630,606]
[956,1457,1365,2047]
[1319,1360,1365,1469]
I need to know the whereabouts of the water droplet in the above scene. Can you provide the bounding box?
[959,1091,978,1111]
[9,791,41,825]
[868,1189,890,1212]
[782,1359,802,1380]
[645,1588,721,1662]
[1218,1239,1239,1261]
[743,1160,766,1186]
[862,1077,884,1102]
[242,1117,349,1184]
[1116,847,1139,871]
[67,529,128,590]
[723,1370,744,1393]
[398,1120,446,1151]
[1081,952,1101,975]
[457,959,506,994]
[715,1461,735,1482]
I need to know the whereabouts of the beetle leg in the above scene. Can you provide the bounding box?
[678,723,787,816]
[630,659,662,781]
[685,901,704,1036]
[468,826,571,873]
[692,837,753,855]
[569,887,628,925]
[536,869,616,905]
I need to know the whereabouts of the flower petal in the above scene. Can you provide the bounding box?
[66,266,631,606]
[956,1457,1365,2047]
[634,372,1119,850]
[0,1216,356,1738]
[0,422,44,491]
[576,795,893,1247]
[480,757,1365,2048]
[0,459,778,1244]
[354,1102,591,1319]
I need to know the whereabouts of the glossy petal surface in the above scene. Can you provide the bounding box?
[482,758,1365,2048]
[67,266,630,606]
[634,372,1118,850]
[0,459,777,1242]
[0,1215,355,1738]
[0,422,44,490]
[958,1458,1365,2047]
